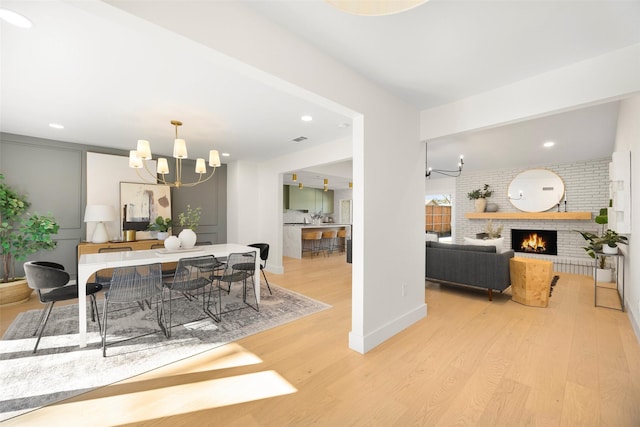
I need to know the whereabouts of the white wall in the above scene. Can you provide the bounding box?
[613,95,640,339]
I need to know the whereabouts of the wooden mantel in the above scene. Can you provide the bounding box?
[465,212,592,220]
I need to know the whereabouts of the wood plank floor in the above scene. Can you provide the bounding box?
[1,254,639,426]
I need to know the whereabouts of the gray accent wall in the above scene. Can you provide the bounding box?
[0,132,227,280]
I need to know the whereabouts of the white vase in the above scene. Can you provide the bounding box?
[474,198,487,212]
[164,236,181,250]
[156,231,169,240]
[602,245,618,255]
[179,229,197,249]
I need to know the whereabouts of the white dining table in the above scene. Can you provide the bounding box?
[76,243,260,348]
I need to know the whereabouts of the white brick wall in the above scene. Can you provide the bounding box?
[456,158,610,265]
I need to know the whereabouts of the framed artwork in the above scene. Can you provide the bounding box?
[120,182,171,233]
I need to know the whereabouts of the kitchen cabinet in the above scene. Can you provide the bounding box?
[284,185,334,213]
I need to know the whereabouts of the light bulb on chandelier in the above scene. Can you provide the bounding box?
[129,120,221,188]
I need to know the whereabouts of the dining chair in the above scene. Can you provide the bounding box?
[101,263,167,357]
[24,261,102,353]
[164,255,221,336]
[215,251,258,312]
[248,243,272,295]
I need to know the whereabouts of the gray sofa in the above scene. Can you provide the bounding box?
[425,241,514,300]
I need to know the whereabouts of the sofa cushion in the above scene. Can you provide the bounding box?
[427,241,496,253]
[464,237,505,253]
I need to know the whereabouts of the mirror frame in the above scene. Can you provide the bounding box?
[508,169,565,213]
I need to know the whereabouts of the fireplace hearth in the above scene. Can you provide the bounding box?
[511,229,558,256]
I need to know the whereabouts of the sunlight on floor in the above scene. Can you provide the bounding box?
[39,370,297,426]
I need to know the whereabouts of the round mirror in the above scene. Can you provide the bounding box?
[508,169,565,212]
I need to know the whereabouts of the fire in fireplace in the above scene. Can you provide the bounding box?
[511,229,558,255]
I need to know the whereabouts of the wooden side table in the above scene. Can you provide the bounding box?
[509,257,553,307]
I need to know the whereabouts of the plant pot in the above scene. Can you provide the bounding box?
[602,245,618,255]
[474,198,487,213]
[594,268,613,283]
[178,229,197,249]
[0,278,33,306]
[156,231,170,240]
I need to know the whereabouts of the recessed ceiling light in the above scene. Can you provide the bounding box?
[0,8,33,29]
[221,153,230,157]
[301,115,313,122]
[543,141,555,148]
[49,123,64,129]
[338,122,351,128]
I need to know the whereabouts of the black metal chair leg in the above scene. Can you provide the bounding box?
[261,269,272,295]
[32,302,55,353]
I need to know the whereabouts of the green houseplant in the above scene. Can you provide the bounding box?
[177,205,201,249]
[0,174,59,304]
[147,215,172,240]
[467,184,493,212]
[575,207,627,281]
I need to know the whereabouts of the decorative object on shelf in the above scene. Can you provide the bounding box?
[467,184,492,212]
[326,0,428,16]
[177,205,201,249]
[129,120,221,188]
[163,235,181,250]
[0,174,59,304]
[84,205,115,244]
[147,216,172,240]
[486,203,498,212]
[484,219,502,239]
[508,169,564,213]
[426,155,464,178]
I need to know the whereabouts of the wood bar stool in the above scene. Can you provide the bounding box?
[337,229,347,253]
[302,231,322,257]
[321,230,338,256]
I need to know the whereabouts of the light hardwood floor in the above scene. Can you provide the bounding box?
[2,254,640,426]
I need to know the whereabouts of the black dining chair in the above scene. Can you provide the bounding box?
[248,243,272,295]
[215,251,258,312]
[101,263,167,357]
[164,255,221,336]
[24,261,102,353]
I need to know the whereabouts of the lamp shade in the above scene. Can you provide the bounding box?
[136,140,152,160]
[157,158,169,174]
[84,205,115,223]
[173,139,188,159]
[209,150,221,167]
[195,158,206,174]
[129,150,142,168]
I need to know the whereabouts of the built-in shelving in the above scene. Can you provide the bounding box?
[465,212,592,220]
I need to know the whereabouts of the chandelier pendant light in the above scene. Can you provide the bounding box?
[129,120,221,188]
[426,155,464,178]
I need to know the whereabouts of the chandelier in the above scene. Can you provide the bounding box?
[129,120,221,188]
[426,155,464,178]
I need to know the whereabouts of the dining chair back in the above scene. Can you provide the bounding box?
[24,261,102,353]
[101,263,167,357]
[215,251,258,312]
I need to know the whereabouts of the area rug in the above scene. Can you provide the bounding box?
[0,283,330,421]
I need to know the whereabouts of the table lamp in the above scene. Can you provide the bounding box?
[84,205,115,243]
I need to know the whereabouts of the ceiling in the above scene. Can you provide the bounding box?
[2,1,639,189]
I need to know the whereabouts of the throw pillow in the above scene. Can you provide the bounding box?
[464,236,505,253]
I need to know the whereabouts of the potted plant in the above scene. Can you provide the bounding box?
[467,184,493,212]
[147,216,172,240]
[575,207,628,282]
[177,205,201,249]
[0,174,59,305]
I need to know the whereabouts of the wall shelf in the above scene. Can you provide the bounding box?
[465,212,592,220]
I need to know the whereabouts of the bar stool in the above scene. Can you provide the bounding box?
[337,229,347,253]
[321,230,338,256]
[302,231,322,257]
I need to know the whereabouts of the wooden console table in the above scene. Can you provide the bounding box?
[77,240,165,281]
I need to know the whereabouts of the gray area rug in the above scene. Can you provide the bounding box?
[0,283,330,421]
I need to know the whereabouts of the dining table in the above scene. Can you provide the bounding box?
[76,243,260,348]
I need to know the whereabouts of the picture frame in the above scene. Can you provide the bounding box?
[120,182,171,237]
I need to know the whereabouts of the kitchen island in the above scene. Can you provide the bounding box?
[283,223,351,259]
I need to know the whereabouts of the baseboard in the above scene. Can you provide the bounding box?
[349,303,427,354]
[629,308,640,344]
